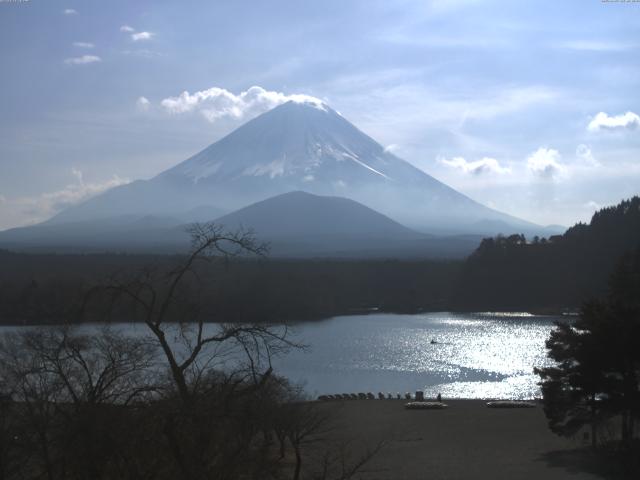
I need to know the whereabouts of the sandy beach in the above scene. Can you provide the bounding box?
[314,399,625,480]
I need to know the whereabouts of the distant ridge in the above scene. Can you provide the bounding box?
[0,191,483,258]
[215,191,422,239]
[210,191,486,258]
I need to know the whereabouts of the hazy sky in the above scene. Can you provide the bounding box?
[1,0,639,230]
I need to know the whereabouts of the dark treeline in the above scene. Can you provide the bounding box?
[0,250,460,325]
[453,196,640,312]
[1,196,639,324]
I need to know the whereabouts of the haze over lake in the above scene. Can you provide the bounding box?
[1,312,558,400]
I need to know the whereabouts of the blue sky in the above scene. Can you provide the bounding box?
[0,0,639,229]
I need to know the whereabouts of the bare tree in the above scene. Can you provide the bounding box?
[79,223,305,480]
[313,439,386,480]
[0,389,19,480]
[0,224,384,480]
[266,384,385,480]
[87,223,298,405]
[286,401,334,480]
[0,326,158,480]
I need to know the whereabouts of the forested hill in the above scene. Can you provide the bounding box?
[452,196,640,312]
[0,251,460,325]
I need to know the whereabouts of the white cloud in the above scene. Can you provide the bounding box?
[160,85,325,122]
[585,200,601,211]
[72,42,95,49]
[438,156,511,175]
[131,31,155,42]
[63,9,77,15]
[6,170,129,225]
[587,111,640,132]
[120,25,135,32]
[136,96,151,111]
[64,55,101,65]
[71,168,83,184]
[526,147,565,179]
[384,144,400,154]
[576,144,599,167]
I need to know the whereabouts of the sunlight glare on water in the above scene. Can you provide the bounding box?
[274,312,559,400]
[0,312,559,400]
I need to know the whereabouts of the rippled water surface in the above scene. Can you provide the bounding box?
[274,312,559,399]
[0,312,560,400]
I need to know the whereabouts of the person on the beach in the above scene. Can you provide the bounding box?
[437,393,442,402]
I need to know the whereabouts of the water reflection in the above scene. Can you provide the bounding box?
[273,312,558,399]
[0,312,559,400]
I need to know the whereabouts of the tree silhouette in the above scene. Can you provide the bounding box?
[535,248,640,448]
[455,196,640,311]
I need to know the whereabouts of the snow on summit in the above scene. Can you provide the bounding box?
[48,99,538,233]
[161,100,395,185]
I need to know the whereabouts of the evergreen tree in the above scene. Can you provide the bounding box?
[535,248,640,448]
[455,196,640,311]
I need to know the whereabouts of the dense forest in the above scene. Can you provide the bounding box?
[453,196,640,311]
[0,196,638,324]
[0,251,460,325]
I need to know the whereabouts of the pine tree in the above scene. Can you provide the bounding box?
[535,248,640,448]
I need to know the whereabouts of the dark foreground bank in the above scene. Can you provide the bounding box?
[313,399,638,480]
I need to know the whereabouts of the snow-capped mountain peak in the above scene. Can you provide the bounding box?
[285,96,329,112]
[45,99,539,234]
[160,100,401,187]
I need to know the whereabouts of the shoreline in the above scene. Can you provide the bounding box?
[0,308,573,327]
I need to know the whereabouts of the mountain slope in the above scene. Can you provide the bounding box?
[0,191,482,258]
[0,215,186,253]
[47,100,538,234]
[212,191,482,258]
[215,191,421,239]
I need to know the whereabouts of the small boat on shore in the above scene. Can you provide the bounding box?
[404,401,447,410]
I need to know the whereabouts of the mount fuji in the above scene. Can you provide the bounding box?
[46,100,537,234]
[0,100,555,255]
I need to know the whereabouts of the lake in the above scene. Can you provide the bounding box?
[274,312,559,400]
[0,312,560,400]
